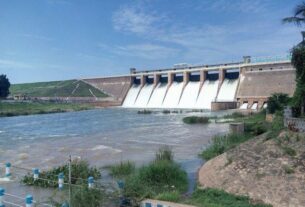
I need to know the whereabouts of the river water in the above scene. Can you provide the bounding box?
[0,108,229,202]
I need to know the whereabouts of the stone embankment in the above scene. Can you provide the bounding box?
[198,131,305,207]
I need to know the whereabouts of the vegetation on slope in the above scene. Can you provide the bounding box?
[10,79,107,98]
[0,102,93,117]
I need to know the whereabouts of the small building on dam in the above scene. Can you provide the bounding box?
[82,55,295,110]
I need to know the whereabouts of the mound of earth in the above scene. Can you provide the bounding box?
[198,131,305,207]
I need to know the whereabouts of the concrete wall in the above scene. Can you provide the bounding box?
[82,76,132,103]
[211,101,238,111]
[236,63,295,107]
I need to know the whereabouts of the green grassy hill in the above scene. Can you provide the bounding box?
[10,80,108,98]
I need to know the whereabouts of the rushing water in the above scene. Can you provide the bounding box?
[0,108,229,198]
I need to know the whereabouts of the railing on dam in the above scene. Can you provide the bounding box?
[251,55,292,64]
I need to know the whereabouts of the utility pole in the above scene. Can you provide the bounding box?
[69,155,72,207]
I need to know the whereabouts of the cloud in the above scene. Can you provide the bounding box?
[112,5,163,35]
[111,1,301,64]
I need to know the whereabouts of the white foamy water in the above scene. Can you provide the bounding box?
[122,84,141,107]
[216,79,239,102]
[162,82,184,108]
[240,103,248,109]
[263,103,267,109]
[147,83,168,108]
[178,81,200,109]
[134,84,154,108]
[195,80,219,109]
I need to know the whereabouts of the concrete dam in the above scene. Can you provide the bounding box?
[83,55,295,110]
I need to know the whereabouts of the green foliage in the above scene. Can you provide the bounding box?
[0,74,10,98]
[155,146,174,162]
[70,187,107,207]
[10,80,107,98]
[108,161,136,179]
[22,160,101,188]
[137,110,152,114]
[0,102,92,117]
[291,45,305,115]
[123,160,188,203]
[223,112,245,119]
[185,188,272,207]
[183,116,210,124]
[201,133,252,160]
[155,191,181,202]
[265,111,284,140]
[267,93,290,114]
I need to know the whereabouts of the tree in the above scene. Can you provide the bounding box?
[0,74,10,98]
[267,93,290,114]
[283,2,305,116]
[283,2,305,45]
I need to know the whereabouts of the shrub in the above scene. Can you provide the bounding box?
[108,161,136,179]
[283,165,295,174]
[183,116,209,124]
[123,160,188,204]
[267,93,290,114]
[22,160,101,188]
[223,112,245,119]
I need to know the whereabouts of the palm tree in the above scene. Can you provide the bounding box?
[283,2,305,43]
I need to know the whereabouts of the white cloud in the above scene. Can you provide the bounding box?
[112,6,162,34]
[111,1,301,64]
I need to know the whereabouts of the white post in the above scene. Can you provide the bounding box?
[88,176,94,188]
[33,168,39,180]
[5,163,11,177]
[0,188,4,207]
[58,173,64,190]
[25,195,33,207]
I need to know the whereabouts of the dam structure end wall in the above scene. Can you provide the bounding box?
[121,55,295,110]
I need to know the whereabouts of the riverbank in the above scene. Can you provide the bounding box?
[0,101,94,117]
[198,111,305,207]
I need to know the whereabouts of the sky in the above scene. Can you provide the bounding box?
[0,0,303,84]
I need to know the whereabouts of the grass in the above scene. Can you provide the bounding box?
[184,188,272,207]
[282,146,297,156]
[201,133,252,160]
[201,111,269,161]
[10,79,107,98]
[183,116,210,124]
[0,101,93,117]
[22,160,101,188]
[223,112,245,119]
[107,161,136,179]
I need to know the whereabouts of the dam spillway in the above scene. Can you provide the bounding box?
[118,55,295,110]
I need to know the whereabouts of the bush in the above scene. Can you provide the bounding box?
[201,133,252,160]
[223,112,245,119]
[282,146,297,156]
[267,93,290,114]
[22,160,101,188]
[124,160,188,202]
[108,161,136,179]
[183,116,209,124]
